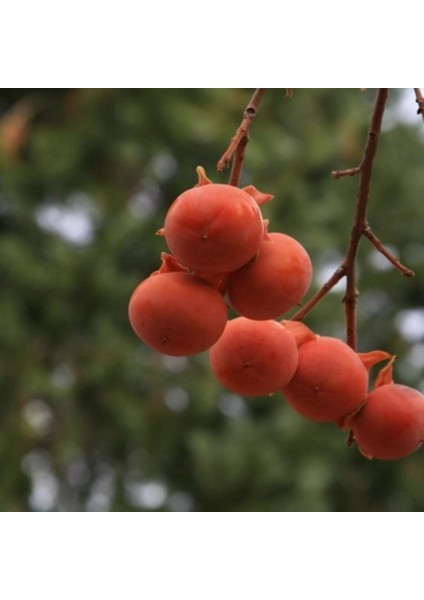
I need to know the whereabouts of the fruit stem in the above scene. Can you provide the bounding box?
[217,88,267,185]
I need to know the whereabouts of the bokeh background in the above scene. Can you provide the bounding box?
[0,88,423,512]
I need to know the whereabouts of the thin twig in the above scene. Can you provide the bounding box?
[414,88,424,122]
[217,88,266,185]
[362,225,415,277]
[331,167,360,180]
[291,266,346,322]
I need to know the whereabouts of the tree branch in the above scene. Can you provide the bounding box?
[362,225,415,278]
[293,89,407,350]
[331,167,360,180]
[342,89,389,348]
[290,266,346,322]
[414,88,424,122]
[228,134,249,189]
[217,88,266,186]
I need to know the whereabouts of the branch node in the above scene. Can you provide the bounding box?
[343,288,359,304]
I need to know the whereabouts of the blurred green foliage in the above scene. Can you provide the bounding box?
[0,89,423,511]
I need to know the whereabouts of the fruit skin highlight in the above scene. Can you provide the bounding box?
[346,359,424,460]
[281,336,370,422]
[128,272,228,356]
[163,183,264,274]
[209,317,298,397]
[228,232,313,320]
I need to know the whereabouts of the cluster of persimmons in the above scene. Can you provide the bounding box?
[128,168,424,461]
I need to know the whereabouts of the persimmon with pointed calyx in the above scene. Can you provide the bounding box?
[161,167,268,274]
[128,271,227,356]
[346,358,424,460]
[281,335,391,422]
[227,232,313,320]
[209,317,298,397]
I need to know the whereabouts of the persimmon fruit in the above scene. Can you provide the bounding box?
[347,360,424,460]
[281,336,370,422]
[349,384,424,460]
[227,232,313,319]
[209,317,298,396]
[128,272,227,356]
[163,183,264,274]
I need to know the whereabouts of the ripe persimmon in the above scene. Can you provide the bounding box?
[227,232,313,319]
[128,272,227,356]
[163,183,264,274]
[209,317,298,396]
[281,336,370,422]
[347,359,424,460]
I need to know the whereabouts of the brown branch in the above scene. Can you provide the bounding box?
[342,88,389,349]
[414,88,424,122]
[291,266,346,322]
[362,225,415,277]
[217,88,266,185]
[293,89,391,350]
[331,167,360,180]
[228,135,248,188]
[343,261,359,349]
